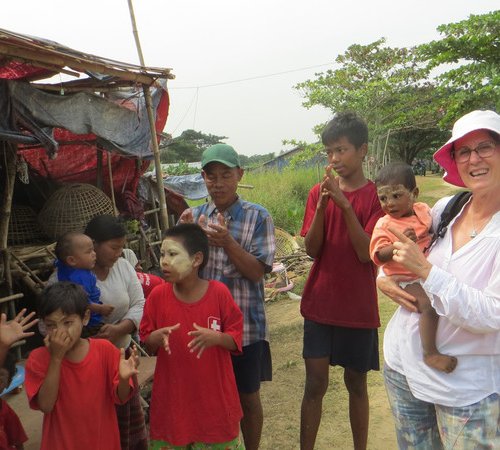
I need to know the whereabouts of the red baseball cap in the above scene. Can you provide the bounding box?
[433,110,500,187]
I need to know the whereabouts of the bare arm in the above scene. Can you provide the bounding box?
[0,310,37,367]
[96,319,136,346]
[223,237,265,282]
[117,347,139,403]
[37,331,72,413]
[341,205,372,263]
[200,213,266,283]
[304,181,329,258]
[188,323,237,359]
[323,170,371,262]
[144,324,180,355]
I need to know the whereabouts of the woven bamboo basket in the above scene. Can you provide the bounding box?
[8,205,48,245]
[38,183,114,240]
[274,227,300,259]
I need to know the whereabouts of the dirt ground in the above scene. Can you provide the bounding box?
[260,295,398,450]
[7,298,397,450]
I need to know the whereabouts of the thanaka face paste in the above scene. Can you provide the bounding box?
[160,238,194,280]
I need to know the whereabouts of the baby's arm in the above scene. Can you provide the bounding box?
[187,323,237,359]
[37,330,73,413]
[376,227,418,263]
[88,303,114,317]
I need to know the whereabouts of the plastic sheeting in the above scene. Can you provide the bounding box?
[5,79,168,158]
[162,173,208,200]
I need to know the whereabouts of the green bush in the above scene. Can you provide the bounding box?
[239,168,320,235]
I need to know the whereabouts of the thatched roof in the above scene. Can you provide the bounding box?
[0,28,174,89]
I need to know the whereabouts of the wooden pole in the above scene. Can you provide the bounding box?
[143,85,169,230]
[96,148,103,190]
[127,0,169,231]
[0,142,19,327]
[107,153,118,216]
[127,0,146,67]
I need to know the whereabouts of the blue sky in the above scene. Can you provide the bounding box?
[1,1,497,155]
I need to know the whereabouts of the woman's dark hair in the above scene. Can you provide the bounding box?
[163,223,209,271]
[374,162,416,191]
[39,281,89,319]
[321,111,368,149]
[84,214,127,243]
[54,231,82,262]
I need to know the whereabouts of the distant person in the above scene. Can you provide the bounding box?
[0,352,27,450]
[299,112,384,450]
[378,109,500,449]
[54,231,114,337]
[140,223,244,449]
[370,162,457,373]
[180,144,275,450]
[25,282,139,450]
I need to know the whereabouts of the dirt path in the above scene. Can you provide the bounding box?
[260,296,398,449]
[8,299,397,449]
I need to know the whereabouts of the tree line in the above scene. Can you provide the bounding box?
[160,11,498,172]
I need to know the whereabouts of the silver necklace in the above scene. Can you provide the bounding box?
[470,205,478,239]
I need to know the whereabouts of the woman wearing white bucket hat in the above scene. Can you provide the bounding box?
[378,110,500,449]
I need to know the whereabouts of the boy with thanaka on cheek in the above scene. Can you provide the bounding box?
[140,223,244,450]
[24,282,139,450]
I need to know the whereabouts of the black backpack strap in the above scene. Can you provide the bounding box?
[426,191,472,251]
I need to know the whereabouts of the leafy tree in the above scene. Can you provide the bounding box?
[239,152,275,168]
[159,129,227,163]
[295,39,444,164]
[419,11,500,126]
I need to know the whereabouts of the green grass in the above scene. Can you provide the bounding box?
[238,171,460,236]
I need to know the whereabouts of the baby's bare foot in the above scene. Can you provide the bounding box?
[424,353,457,373]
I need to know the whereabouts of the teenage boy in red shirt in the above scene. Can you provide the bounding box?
[300,112,383,450]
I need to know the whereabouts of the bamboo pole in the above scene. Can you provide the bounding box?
[127,0,169,231]
[107,153,118,216]
[96,148,103,190]
[143,85,169,230]
[128,0,146,67]
[0,143,22,332]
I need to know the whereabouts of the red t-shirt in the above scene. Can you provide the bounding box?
[140,280,243,446]
[25,339,134,450]
[0,400,27,449]
[136,272,165,298]
[300,181,384,328]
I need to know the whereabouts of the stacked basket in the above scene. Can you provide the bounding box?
[38,183,114,240]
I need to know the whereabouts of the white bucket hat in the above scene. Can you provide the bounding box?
[433,110,500,187]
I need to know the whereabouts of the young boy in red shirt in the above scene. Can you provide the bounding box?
[300,112,384,450]
[140,223,244,449]
[25,282,139,450]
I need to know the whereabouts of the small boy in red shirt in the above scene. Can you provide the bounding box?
[25,282,139,450]
[140,223,244,449]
